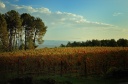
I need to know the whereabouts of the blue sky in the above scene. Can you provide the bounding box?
[0,0,128,41]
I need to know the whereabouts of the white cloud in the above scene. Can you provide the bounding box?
[56,11,62,14]
[11,4,51,14]
[2,2,115,29]
[1,1,122,40]
[50,11,115,28]
[36,7,51,14]
[0,2,5,8]
[113,12,123,16]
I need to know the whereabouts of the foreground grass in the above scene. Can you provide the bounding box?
[1,72,128,84]
[34,75,120,84]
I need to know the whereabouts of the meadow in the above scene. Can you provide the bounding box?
[0,47,128,84]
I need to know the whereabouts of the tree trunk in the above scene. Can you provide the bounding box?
[33,29,37,48]
[25,28,27,50]
[9,29,13,51]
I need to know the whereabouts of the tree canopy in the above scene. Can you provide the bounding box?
[60,39,128,47]
[0,10,47,52]
[0,13,9,51]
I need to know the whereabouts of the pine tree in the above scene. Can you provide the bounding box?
[0,14,9,51]
[4,10,22,51]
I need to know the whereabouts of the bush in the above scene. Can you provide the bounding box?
[38,78,73,84]
[106,67,128,79]
[39,78,56,84]
[7,76,32,84]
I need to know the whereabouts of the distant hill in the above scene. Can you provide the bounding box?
[36,40,68,49]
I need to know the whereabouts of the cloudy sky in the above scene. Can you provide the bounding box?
[0,0,128,41]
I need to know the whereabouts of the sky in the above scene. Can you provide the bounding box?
[0,0,128,41]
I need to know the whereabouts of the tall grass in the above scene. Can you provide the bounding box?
[0,47,128,77]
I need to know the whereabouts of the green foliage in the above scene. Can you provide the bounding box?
[117,38,128,47]
[21,13,35,28]
[61,39,128,47]
[0,13,9,51]
[60,44,65,47]
[106,67,128,79]
[19,43,25,50]
[36,78,73,84]
[34,18,47,44]
[0,10,47,52]
[21,13,47,50]
[27,37,35,49]
[4,10,22,30]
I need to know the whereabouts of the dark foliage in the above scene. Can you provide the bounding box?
[39,78,56,84]
[0,10,47,52]
[39,78,72,84]
[7,77,32,84]
[106,68,128,79]
[60,38,128,47]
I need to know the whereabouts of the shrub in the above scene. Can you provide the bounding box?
[7,76,32,84]
[39,78,56,84]
[106,67,128,79]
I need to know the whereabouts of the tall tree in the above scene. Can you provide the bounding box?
[117,38,128,47]
[21,13,47,50]
[34,17,47,45]
[21,13,35,50]
[0,14,9,51]
[92,39,101,46]
[108,39,117,47]
[4,10,22,51]
[0,11,47,51]
[101,40,108,46]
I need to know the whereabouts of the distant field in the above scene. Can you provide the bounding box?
[1,47,128,56]
[0,47,128,84]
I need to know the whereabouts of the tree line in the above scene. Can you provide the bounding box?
[0,10,47,52]
[60,38,128,47]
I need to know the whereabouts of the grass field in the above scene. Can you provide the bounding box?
[0,47,128,84]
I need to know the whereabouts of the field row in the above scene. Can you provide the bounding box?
[0,47,128,77]
[0,47,128,56]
